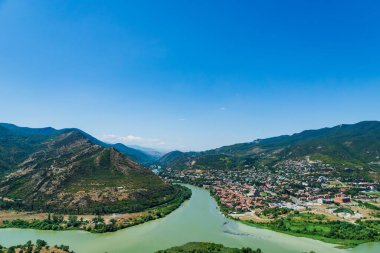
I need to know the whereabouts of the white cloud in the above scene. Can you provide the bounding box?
[101,134,165,148]
[219,107,226,111]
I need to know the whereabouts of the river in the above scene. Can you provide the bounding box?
[0,185,379,253]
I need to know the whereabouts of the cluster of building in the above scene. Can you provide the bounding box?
[161,158,379,219]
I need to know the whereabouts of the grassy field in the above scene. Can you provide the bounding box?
[241,220,364,248]
[239,212,380,248]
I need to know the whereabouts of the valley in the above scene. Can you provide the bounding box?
[159,121,380,247]
[3,185,375,253]
[0,122,380,252]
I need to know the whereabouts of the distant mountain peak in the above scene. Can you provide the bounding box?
[159,121,380,180]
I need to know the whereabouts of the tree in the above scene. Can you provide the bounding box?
[52,214,64,223]
[26,241,33,253]
[36,239,47,249]
[241,247,253,253]
[92,215,104,224]
[68,215,79,227]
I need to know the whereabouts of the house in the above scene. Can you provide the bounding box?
[334,193,351,203]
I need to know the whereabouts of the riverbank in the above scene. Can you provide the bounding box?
[0,239,74,253]
[239,220,374,249]
[0,184,373,253]
[203,184,380,249]
[0,185,191,233]
[155,242,262,253]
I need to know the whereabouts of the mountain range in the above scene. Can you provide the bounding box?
[0,123,161,166]
[1,121,379,214]
[0,123,176,214]
[159,121,380,181]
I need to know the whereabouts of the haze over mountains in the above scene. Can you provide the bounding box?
[159,121,380,181]
[1,120,379,214]
[0,123,176,213]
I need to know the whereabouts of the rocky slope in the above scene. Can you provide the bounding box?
[0,124,177,214]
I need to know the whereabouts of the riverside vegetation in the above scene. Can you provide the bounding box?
[241,213,380,248]
[0,184,368,253]
[0,185,191,233]
[155,242,322,253]
[0,240,73,253]
[155,242,263,253]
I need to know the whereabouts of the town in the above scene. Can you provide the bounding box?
[160,158,380,223]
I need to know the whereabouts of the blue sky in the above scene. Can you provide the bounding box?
[0,0,379,151]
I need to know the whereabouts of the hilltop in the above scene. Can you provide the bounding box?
[159,121,380,180]
[0,123,160,167]
[0,123,179,214]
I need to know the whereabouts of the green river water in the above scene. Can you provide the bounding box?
[0,185,379,253]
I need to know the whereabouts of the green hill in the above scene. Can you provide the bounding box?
[155,242,262,253]
[159,121,380,180]
[0,123,159,166]
[0,124,178,214]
